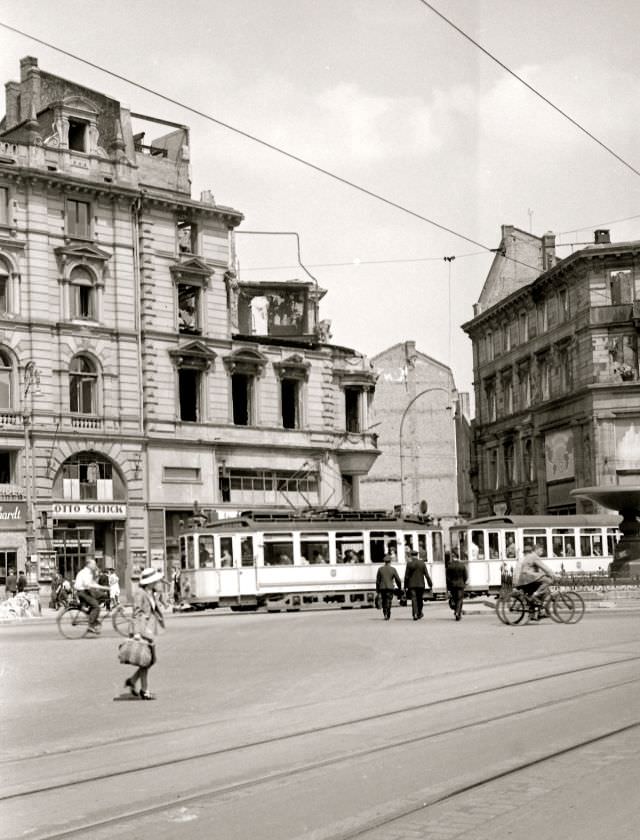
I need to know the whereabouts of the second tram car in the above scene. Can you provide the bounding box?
[450,514,621,594]
[179,510,444,611]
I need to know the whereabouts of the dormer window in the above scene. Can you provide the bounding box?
[68,120,88,152]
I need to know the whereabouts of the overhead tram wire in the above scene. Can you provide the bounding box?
[0,20,549,279]
[417,1,640,180]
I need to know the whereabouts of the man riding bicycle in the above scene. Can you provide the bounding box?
[74,557,109,634]
[514,544,556,616]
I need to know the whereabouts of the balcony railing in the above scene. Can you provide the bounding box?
[69,415,103,430]
[590,303,634,324]
[0,411,21,426]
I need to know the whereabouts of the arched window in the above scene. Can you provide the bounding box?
[69,356,98,414]
[69,266,96,319]
[0,349,12,409]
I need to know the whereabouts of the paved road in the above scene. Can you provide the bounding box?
[1,605,639,839]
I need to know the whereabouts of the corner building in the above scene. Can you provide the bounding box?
[464,225,640,516]
[0,57,379,595]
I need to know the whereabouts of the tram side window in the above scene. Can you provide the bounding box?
[368,531,396,564]
[580,531,603,557]
[551,530,575,557]
[264,534,294,565]
[337,532,365,563]
[457,531,468,561]
[301,533,330,564]
[607,530,620,557]
[523,532,548,557]
[471,531,484,560]
[505,531,517,558]
[240,537,254,567]
[431,532,443,563]
[220,537,233,567]
[488,532,500,559]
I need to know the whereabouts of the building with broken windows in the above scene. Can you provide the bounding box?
[0,56,379,593]
[463,225,640,516]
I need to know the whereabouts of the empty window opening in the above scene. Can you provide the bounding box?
[177,222,198,254]
[232,373,252,426]
[68,120,88,152]
[281,378,299,429]
[345,387,360,433]
[178,285,200,333]
[178,368,200,422]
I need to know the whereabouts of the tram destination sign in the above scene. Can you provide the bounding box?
[52,502,127,520]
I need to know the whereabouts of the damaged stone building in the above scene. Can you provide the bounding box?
[0,56,379,593]
[464,225,640,516]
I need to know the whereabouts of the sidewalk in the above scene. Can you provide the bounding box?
[2,592,640,626]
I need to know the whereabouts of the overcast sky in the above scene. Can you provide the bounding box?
[1,0,638,404]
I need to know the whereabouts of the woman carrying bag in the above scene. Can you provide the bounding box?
[123,567,165,700]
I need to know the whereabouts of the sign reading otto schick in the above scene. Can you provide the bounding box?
[0,503,27,530]
[52,502,127,520]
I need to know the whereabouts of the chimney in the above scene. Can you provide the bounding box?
[4,81,20,130]
[19,56,40,124]
[594,229,611,244]
[542,230,556,271]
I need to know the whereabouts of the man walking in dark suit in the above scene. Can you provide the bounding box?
[376,552,402,621]
[446,548,468,621]
[404,550,432,620]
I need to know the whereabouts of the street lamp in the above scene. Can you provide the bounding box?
[399,386,451,512]
[23,361,41,589]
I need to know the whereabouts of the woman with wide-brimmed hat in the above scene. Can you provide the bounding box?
[124,567,165,700]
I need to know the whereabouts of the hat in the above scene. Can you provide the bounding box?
[138,567,163,586]
[410,550,419,557]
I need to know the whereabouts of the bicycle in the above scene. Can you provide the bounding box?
[496,586,577,625]
[57,598,134,639]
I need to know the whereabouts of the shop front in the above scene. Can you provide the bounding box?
[50,501,127,580]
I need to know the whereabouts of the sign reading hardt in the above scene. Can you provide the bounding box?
[52,502,127,520]
[0,503,26,530]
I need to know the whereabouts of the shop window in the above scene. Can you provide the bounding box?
[232,373,254,426]
[0,549,18,583]
[177,284,200,334]
[68,120,88,152]
[69,355,98,415]
[178,367,201,422]
[67,198,91,239]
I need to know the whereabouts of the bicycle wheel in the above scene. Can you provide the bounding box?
[502,592,528,625]
[495,596,509,624]
[551,591,575,623]
[57,606,90,639]
[564,591,585,624]
[111,603,134,637]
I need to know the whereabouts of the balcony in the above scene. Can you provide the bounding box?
[589,304,634,325]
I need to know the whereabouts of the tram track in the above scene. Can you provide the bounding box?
[3,650,640,801]
[3,660,639,840]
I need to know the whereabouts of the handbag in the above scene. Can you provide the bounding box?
[118,637,152,667]
[374,593,381,610]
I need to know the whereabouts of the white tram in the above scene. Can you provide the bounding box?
[178,510,445,611]
[450,514,621,594]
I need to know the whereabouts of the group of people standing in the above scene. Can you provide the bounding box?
[375,546,468,621]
